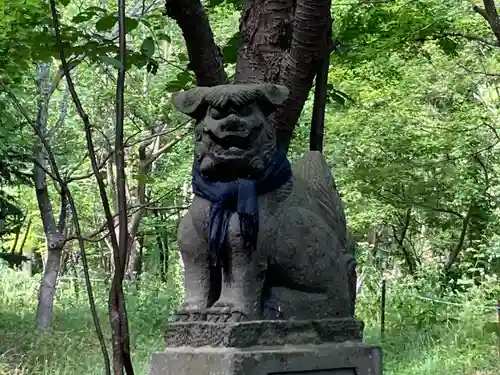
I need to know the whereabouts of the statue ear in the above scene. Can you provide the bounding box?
[172,87,209,120]
[257,84,289,117]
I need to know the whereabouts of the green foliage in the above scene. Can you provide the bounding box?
[1,261,498,374]
[1,0,500,373]
[0,262,182,374]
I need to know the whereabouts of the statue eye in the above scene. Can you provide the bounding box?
[210,107,224,120]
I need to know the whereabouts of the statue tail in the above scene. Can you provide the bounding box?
[292,150,347,246]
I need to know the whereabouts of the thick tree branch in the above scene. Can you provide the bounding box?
[474,1,500,44]
[165,0,228,86]
[272,0,332,151]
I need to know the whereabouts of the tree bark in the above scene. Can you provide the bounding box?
[34,62,68,329]
[165,0,228,86]
[36,247,63,328]
[167,0,333,151]
[235,0,332,151]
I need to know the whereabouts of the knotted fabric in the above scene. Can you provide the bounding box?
[192,150,292,270]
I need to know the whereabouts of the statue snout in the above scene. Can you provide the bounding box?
[203,115,251,139]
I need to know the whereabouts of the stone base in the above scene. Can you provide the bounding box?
[164,318,364,347]
[148,341,382,375]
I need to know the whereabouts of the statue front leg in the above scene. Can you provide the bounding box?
[174,213,213,322]
[206,214,267,322]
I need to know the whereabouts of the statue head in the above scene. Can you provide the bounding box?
[172,83,289,181]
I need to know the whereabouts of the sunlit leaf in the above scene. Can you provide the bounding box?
[95,14,117,31]
[141,37,155,58]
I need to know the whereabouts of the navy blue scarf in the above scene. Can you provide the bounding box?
[192,150,292,271]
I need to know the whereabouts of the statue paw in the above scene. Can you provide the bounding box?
[173,303,206,322]
[205,302,250,323]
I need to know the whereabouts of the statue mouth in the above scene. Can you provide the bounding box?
[205,126,261,152]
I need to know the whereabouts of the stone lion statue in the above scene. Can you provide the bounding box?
[172,83,356,323]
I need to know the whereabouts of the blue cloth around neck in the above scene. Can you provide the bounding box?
[192,149,292,269]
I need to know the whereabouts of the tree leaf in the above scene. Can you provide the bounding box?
[128,52,148,69]
[72,10,98,23]
[141,37,155,58]
[95,14,117,32]
[327,88,354,106]
[60,0,71,6]
[176,71,193,85]
[99,55,122,69]
[482,322,498,336]
[125,17,139,33]
[222,32,241,64]
[177,53,188,62]
[437,37,458,56]
[165,80,188,92]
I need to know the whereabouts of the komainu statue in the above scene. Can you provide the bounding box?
[172,83,356,323]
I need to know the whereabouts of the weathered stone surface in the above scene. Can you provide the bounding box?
[172,83,356,323]
[165,318,364,348]
[148,341,382,375]
[148,83,381,375]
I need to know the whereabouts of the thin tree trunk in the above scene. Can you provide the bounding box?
[19,218,33,276]
[19,217,32,253]
[444,204,473,275]
[33,62,68,329]
[392,207,416,275]
[36,247,63,328]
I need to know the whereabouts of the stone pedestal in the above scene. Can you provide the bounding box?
[148,319,382,375]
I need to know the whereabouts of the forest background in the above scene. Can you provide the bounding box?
[0,0,500,374]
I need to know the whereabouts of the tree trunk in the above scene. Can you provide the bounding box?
[125,235,141,280]
[33,62,68,329]
[35,246,63,328]
[236,0,332,151]
[165,0,228,86]
[166,0,332,152]
[124,123,188,280]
